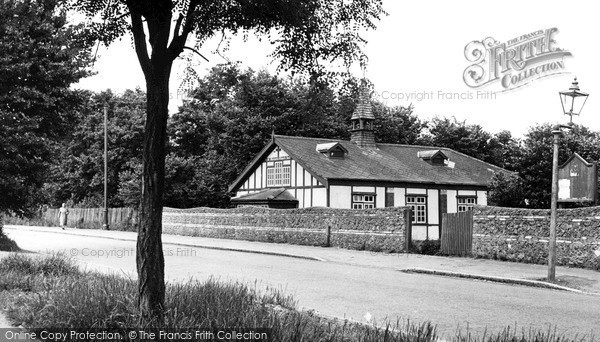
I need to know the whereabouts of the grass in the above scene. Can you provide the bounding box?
[453,325,594,342]
[0,252,78,276]
[0,253,596,342]
[0,253,424,341]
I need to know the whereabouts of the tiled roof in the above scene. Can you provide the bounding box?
[417,150,447,160]
[350,86,375,120]
[273,135,510,187]
[316,142,348,153]
[231,188,298,202]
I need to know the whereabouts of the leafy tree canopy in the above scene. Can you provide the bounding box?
[44,89,146,208]
[419,117,522,170]
[488,172,526,208]
[517,124,600,208]
[0,0,93,214]
[372,102,424,145]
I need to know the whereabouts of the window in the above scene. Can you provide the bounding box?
[266,161,291,187]
[329,148,345,158]
[352,194,375,209]
[431,156,446,165]
[457,197,477,212]
[406,195,427,223]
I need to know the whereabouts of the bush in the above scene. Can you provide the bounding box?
[420,239,441,255]
[411,239,441,255]
[0,235,19,252]
[0,215,20,252]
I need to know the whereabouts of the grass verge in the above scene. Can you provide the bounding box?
[0,253,595,342]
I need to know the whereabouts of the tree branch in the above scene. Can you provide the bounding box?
[128,9,151,77]
[147,15,171,55]
[168,0,201,59]
[215,29,232,63]
[183,46,209,62]
[173,13,184,38]
[114,11,131,22]
[181,0,200,37]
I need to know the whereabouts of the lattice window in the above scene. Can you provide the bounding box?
[457,197,477,212]
[352,194,375,209]
[266,161,290,187]
[406,195,427,223]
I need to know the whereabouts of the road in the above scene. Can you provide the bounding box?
[4,228,600,340]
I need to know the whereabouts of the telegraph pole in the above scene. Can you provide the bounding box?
[103,103,109,230]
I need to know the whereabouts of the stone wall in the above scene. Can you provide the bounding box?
[472,206,600,270]
[162,206,410,252]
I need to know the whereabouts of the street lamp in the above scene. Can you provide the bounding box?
[548,77,589,281]
[559,77,589,125]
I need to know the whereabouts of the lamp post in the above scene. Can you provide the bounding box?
[103,103,110,231]
[548,77,589,281]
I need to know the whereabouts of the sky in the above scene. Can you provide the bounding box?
[74,0,599,137]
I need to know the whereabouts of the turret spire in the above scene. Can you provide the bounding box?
[350,81,376,148]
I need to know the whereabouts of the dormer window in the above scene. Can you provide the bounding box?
[316,142,348,159]
[418,150,449,166]
[329,148,345,158]
[431,155,445,165]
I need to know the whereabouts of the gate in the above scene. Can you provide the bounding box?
[440,211,473,256]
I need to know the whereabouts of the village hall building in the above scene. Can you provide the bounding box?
[228,88,509,240]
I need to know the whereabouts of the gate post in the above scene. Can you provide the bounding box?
[404,207,412,252]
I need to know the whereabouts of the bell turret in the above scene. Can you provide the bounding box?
[350,84,376,148]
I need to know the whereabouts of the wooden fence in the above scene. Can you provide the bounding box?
[440,210,473,256]
[41,207,139,231]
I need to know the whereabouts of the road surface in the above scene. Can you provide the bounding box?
[4,228,600,340]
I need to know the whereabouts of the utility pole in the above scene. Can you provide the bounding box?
[103,103,110,230]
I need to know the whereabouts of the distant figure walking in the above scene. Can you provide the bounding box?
[58,203,69,230]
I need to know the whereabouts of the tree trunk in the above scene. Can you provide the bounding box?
[126,0,195,324]
[136,61,172,323]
